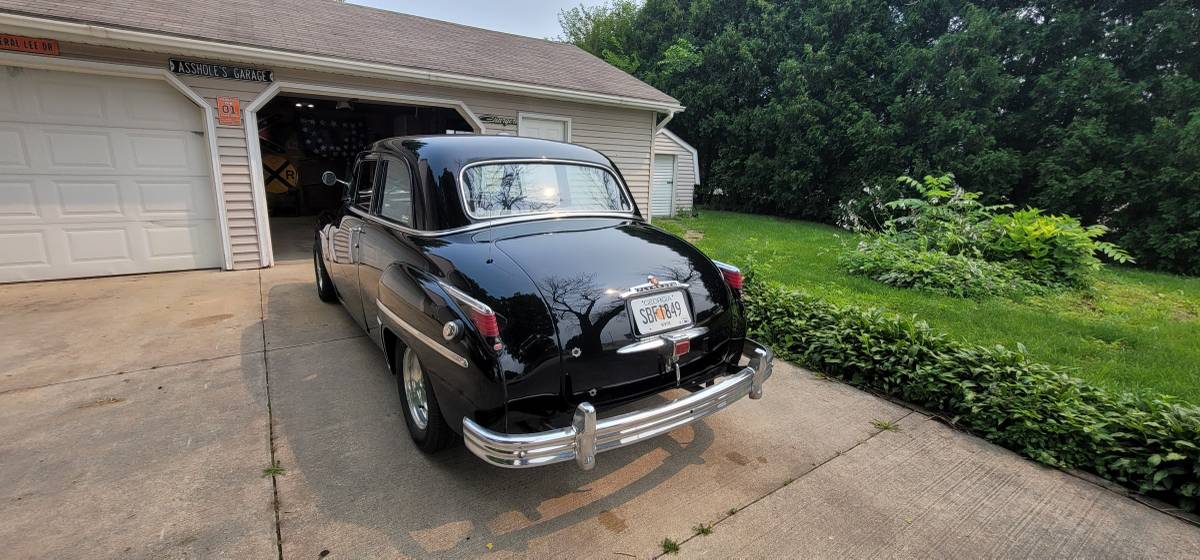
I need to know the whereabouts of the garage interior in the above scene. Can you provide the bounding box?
[257,94,473,261]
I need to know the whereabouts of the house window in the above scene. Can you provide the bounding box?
[518,113,571,142]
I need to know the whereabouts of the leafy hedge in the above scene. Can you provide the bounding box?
[840,237,1045,299]
[744,280,1200,511]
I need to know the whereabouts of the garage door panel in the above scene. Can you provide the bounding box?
[122,86,203,130]
[145,221,220,260]
[34,79,108,120]
[0,230,50,269]
[127,131,207,173]
[0,181,38,218]
[56,180,124,217]
[43,129,117,170]
[137,178,216,219]
[0,127,29,169]
[0,68,221,283]
[64,227,132,263]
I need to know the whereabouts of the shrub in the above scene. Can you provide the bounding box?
[989,208,1134,286]
[840,174,1132,296]
[840,237,1044,298]
[743,278,1200,511]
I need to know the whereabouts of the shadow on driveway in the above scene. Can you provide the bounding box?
[251,279,731,558]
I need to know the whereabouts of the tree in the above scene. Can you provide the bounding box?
[561,0,1200,274]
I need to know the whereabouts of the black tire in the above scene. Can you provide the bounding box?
[313,239,337,303]
[396,346,457,452]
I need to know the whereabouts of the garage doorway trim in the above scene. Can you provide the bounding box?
[0,50,234,270]
[243,81,486,267]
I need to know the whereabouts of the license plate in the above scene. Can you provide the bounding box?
[630,290,692,335]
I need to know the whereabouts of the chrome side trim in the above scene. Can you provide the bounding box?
[616,326,708,354]
[458,158,638,221]
[439,282,494,316]
[376,299,469,368]
[463,339,774,469]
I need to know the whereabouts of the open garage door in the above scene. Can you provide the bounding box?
[0,68,220,283]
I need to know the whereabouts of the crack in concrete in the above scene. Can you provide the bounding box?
[259,270,285,560]
[660,409,918,558]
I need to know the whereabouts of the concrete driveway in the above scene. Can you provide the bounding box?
[2,251,1197,558]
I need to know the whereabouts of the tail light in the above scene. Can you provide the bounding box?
[441,283,502,343]
[468,308,500,338]
[713,260,743,290]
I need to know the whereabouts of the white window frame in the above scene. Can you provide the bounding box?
[517,112,572,142]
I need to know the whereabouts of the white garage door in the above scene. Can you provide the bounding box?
[651,153,676,217]
[0,68,220,283]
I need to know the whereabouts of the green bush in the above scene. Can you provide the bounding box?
[840,237,1044,298]
[841,174,1132,296]
[744,279,1200,511]
[989,208,1134,286]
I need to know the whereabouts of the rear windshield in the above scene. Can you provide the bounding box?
[462,162,633,219]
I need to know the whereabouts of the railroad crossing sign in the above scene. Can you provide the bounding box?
[263,154,298,194]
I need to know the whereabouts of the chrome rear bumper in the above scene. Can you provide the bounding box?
[463,339,774,469]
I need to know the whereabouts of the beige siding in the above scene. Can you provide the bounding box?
[654,130,699,212]
[48,42,660,268]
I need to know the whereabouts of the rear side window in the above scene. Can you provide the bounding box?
[378,158,414,226]
[462,162,632,219]
[352,159,378,211]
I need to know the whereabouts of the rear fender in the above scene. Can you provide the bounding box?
[375,264,508,430]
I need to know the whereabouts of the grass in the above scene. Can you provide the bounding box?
[693,523,713,536]
[658,211,1200,403]
[261,461,286,477]
[871,419,900,432]
[660,537,681,554]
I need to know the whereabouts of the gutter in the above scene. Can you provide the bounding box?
[0,12,686,114]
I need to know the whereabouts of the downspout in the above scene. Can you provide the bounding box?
[654,109,676,134]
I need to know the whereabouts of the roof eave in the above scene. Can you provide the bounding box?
[0,11,686,114]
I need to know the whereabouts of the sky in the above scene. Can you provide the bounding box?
[349,0,611,40]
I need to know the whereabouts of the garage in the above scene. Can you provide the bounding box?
[0,67,220,283]
[252,92,474,261]
[0,0,686,278]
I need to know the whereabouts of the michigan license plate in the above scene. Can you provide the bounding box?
[630,290,692,335]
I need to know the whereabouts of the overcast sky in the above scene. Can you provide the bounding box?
[349,1,612,40]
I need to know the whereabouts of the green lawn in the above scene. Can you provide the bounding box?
[657,211,1200,403]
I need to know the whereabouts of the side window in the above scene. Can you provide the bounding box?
[352,158,378,211]
[378,158,414,226]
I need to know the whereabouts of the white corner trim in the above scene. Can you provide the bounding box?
[0,12,686,114]
[242,81,488,267]
[517,112,573,142]
[658,128,701,183]
[0,50,234,271]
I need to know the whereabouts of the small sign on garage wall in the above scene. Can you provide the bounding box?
[169,59,273,82]
[217,96,241,126]
[0,34,60,56]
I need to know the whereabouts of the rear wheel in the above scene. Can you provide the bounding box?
[313,239,337,303]
[398,346,457,452]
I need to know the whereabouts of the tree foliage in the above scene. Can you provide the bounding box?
[560,0,1200,274]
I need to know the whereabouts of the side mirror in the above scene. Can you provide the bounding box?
[321,171,348,187]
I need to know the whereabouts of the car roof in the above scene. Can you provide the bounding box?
[372,135,615,168]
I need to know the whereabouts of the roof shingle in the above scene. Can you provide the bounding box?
[0,0,679,106]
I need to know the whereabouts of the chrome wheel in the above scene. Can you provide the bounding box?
[402,349,429,430]
[313,251,325,291]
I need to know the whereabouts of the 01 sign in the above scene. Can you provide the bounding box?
[217,96,241,126]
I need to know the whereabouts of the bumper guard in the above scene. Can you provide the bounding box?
[463,339,774,469]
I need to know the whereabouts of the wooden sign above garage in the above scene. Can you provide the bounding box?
[169,59,273,82]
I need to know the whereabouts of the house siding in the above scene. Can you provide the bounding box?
[40,42,659,268]
[653,131,699,213]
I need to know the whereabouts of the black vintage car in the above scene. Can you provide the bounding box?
[314,135,773,469]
